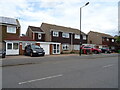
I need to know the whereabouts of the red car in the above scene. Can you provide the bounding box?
[81,46,101,54]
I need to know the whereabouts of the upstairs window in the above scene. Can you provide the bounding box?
[62,33,69,38]
[75,34,80,39]
[112,39,114,42]
[107,38,109,41]
[7,26,16,33]
[38,33,42,39]
[83,35,87,40]
[53,31,59,37]
[102,38,105,41]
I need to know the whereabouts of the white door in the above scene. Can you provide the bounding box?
[40,44,50,55]
[6,42,19,55]
[53,44,60,54]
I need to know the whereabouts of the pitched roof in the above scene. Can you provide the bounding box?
[29,26,44,32]
[41,23,86,35]
[88,31,114,38]
[0,17,20,27]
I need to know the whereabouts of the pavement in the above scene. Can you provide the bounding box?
[1,53,119,67]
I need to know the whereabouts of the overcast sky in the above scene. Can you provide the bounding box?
[0,0,119,36]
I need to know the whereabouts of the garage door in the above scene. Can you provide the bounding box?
[40,44,50,55]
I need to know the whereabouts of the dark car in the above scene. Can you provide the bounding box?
[0,49,6,58]
[101,48,111,54]
[24,44,45,57]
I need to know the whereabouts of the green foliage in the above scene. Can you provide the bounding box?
[115,36,120,43]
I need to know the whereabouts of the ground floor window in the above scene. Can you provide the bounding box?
[62,44,69,51]
[110,46,115,50]
[6,42,19,55]
[7,43,12,49]
[7,43,19,50]
[73,45,80,50]
[13,43,18,49]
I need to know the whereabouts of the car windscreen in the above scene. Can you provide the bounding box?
[31,45,41,49]
[84,47,91,48]
[102,48,109,49]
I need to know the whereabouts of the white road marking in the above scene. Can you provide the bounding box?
[103,64,114,68]
[18,74,63,85]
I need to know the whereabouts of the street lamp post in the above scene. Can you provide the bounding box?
[79,2,89,56]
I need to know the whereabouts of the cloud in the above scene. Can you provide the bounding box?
[0,0,119,36]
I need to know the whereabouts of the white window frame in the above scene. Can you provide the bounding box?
[75,34,80,39]
[62,33,69,38]
[83,35,87,40]
[13,43,19,50]
[53,31,59,37]
[112,39,114,42]
[7,43,12,50]
[107,38,109,41]
[62,44,69,50]
[7,26,16,33]
[38,33,42,39]
[53,44,60,54]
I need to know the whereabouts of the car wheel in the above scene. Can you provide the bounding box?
[2,55,5,58]
[105,51,108,54]
[30,52,33,57]
[94,51,98,54]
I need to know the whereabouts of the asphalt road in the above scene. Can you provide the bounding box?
[2,54,118,88]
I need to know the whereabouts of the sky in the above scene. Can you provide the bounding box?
[0,0,119,36]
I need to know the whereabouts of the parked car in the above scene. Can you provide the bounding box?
[0,49,6,58]
[24,44,45,57]
[101,47,111,54]
[81,46,101,54]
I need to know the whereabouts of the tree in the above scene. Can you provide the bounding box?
[115,36,120,43]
